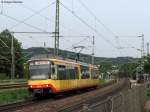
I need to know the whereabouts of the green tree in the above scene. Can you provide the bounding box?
[144,55,150,74]
[0,29,24,78]
[98,62,113,78]
[118,62,139,79]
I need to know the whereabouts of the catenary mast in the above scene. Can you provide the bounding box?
[54,0,60,56]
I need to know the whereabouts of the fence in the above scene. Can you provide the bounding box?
[80,83,147,112]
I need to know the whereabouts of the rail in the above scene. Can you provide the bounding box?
[57,79,129,112]
[0,83,27,90]
[0,98,37,112]
[0,80,116,90]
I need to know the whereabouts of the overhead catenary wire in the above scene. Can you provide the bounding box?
[78,0,124,56]
[71,36,90,47]
[21,2,83,35]
[0,0,116,57]
[9,1,56,30]
[60,1,122,56]
[11,34,90,38]
[63,36,91,51]
[60,2,117,49]
[1,0,4,14]
[0,0,143,58]
[78,0,118,37]
[1,1,55,32]
[60,35,91,38]
[118,38,142,51]
[60,35,90,49]
[16,33,53,54]
[72,0,74,13]
[0,13,46,32]
[118,35,142,50]
[79,0,144,57]
[11,32,52,34]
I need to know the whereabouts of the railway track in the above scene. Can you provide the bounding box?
[0,80,115,90]
[0,83,27,90]
[0,98,36,112]
[57,79,129,112]
[0,79,126,112]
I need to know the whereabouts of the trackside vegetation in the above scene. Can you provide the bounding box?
[0,88,28,104]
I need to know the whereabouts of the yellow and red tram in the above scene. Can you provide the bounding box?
[28,58,99,95]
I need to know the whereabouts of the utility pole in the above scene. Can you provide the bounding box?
[138,34,145,78]
[142,34,144,57]
[11,35,15,80]
[147,42,149,56]
[54,0,60,57]
[92,36,95,65]
[138,34,144,57]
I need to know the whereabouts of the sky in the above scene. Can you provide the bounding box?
[0,0,149,58]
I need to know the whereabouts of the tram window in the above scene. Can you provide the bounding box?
[75,67,79,79]
[86,71,90,78]
[91,69,98,79]
[52,67,55,74]
[66,66,79,80]
[29,63,50,80]
[51,64,57,80]
[48,64,51,79]
[81,70,90,79]
[68,69,76,79]
[55,65,79,80]
[57,65,66,80]
[80,65,90,79]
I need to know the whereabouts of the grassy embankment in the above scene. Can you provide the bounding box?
[0,88,29,105]
[0,74,28,105]
[99,79,106,84]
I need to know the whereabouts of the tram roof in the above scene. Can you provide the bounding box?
[28,56,97,68]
